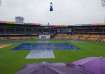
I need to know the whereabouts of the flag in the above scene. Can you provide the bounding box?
[50,2,53,11]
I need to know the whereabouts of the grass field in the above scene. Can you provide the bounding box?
[0,39,105,74]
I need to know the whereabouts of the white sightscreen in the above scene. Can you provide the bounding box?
[0,0,105,25]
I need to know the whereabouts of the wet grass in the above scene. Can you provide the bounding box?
[0,40,105,74]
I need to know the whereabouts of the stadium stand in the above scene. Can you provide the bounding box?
[0,22,105,41]
[54,34,70,39]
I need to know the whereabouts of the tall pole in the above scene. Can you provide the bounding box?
[48,1,54,26]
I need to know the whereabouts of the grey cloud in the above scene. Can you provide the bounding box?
[0,0,104,25]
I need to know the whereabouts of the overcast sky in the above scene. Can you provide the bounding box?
[0,0,105,25]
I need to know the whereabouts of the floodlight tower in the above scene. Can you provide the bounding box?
[48,0,54,26]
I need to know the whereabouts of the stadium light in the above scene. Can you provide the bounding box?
[48,0,54,26]
[15,16,24,24]
[50,2,53,11]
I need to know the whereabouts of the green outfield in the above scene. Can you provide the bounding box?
[0,39,105,74]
